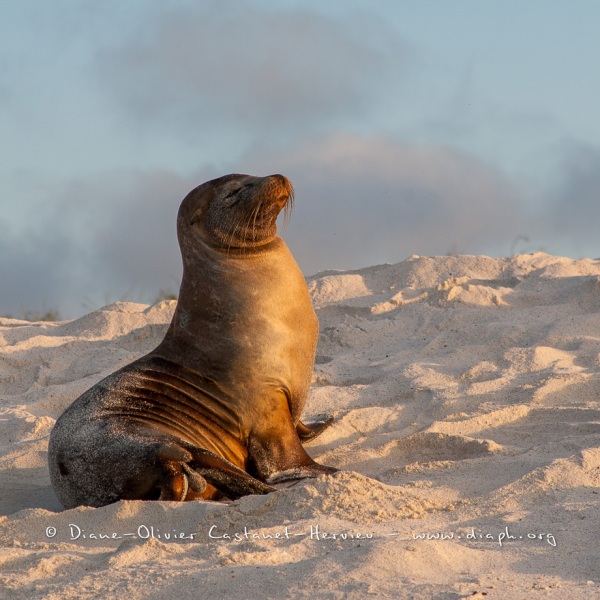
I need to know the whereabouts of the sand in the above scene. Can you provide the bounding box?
[1,252,599,599]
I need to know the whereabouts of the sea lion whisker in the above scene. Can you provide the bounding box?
[225,213,245,254]
[231,200,259,251]
[249,200,263,243]
[283,186,294,227]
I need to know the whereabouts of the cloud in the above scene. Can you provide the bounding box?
[545,142,600,256]
[0,224,75,319]
[239,133,524,274]
[94,3,405,140]
[60,170,188,286]
[2,134,525,319]
[0,169,207,318]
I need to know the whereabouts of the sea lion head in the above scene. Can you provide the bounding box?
[178,173,294,253]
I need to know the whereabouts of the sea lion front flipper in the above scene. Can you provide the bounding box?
[296,415,334,442]
[184,446,275,500]
[248,400,338,485]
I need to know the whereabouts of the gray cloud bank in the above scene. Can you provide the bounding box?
[244,134,522,273]
[548,142,600,255]
[2,171,193,319]
[5,134,599,319]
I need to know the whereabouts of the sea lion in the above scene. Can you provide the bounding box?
[48,173,336,509]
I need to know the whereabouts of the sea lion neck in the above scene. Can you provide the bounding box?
[157,236,294,371]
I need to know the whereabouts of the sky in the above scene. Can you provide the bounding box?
[2,0,600,318]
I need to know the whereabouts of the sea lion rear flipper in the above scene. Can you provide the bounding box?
[296,415,334,442]
[155,441,273,501]
[185,446,275,500]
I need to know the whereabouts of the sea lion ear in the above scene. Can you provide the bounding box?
[190,209,202,226]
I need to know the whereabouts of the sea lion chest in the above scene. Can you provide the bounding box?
[158,242,319,426]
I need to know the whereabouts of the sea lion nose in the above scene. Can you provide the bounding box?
[270,174,287,184]
[266,174,293,201]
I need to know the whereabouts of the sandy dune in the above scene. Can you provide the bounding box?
[1,253,599,598]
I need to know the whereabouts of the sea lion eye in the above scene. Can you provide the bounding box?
[224,187,243,200]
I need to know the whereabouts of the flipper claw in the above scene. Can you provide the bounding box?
[296,415,334,442]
